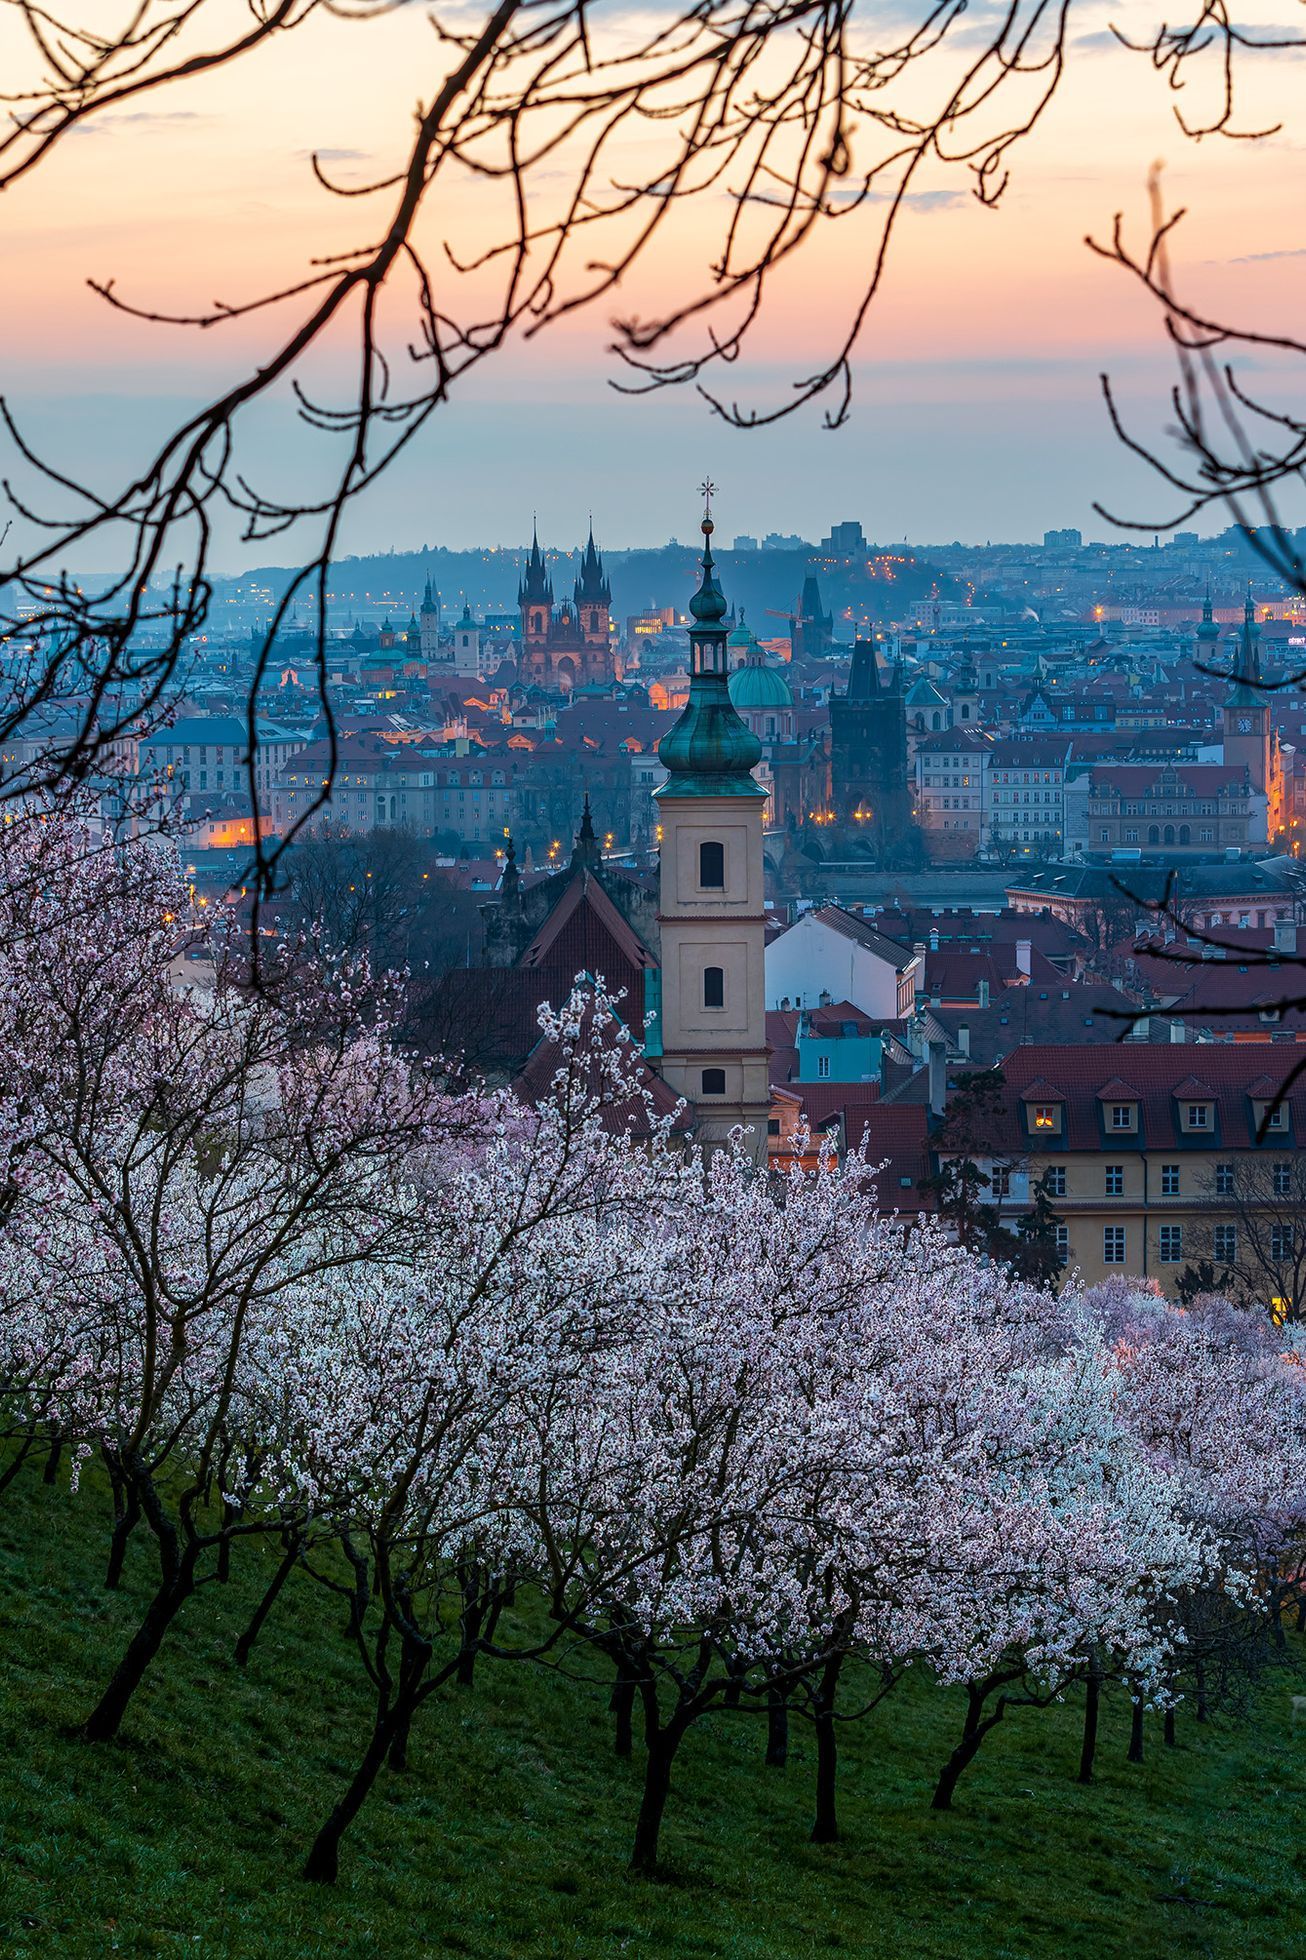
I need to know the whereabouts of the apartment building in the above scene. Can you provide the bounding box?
[957,1045,1306,1293]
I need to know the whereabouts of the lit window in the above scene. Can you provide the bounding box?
[1032,1104,1057,1130]
[1104,1226,1126,1266]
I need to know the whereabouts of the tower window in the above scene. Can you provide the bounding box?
[701,1068,726,1096]
[699,840,725,888]
[703,966,724,1008]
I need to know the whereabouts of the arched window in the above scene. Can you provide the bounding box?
[703,966,724,1008]
[1179,824,1191,845]
[699,840,725,888]
[1147,826,1159,845]
[701,1067,726,1096]
[1163,824,1175,845]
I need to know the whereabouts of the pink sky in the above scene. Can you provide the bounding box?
[4,3,1305,555]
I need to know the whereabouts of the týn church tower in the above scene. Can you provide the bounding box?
[652,492,770,1160]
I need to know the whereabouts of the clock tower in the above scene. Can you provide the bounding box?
[1222,591,1283,842]
[652,493,770,1160]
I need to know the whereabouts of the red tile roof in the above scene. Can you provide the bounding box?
[996,1045,1306,1150]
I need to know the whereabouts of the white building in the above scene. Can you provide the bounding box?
[765,907,921,1019]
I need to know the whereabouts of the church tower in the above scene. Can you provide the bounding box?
[652,494,770,1160]
[452,599,481,672]
[830,635,912,853]
[573,523,613,682]
[517,523,553,683]
[419,575,442,662]
[1223,590,1282,841]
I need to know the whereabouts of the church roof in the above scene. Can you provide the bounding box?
[729,650,793,712]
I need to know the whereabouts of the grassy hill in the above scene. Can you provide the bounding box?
[0,1470,1301,1958]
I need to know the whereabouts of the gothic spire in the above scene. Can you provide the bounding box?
[518,519,553,606]
[569,791,602,872]
[574,520,612,607]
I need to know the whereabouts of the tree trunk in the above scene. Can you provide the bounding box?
[810,1655,843,1842]
[216,1502,238,1585]
[105,1486,142,1592]
[1163,1704,1176,1748]
[630,1731,680,1874]
[1127,1695,1145,1765]
[1078,1665,1101,1786]
[43,1432,62,1486]
[303,1700,399,1883]
[766,1686,788,1769]
[387,1697,415,1774]
[81,1568,195,1740]
[932,1700,1006,1811]
[0,1436,33,1500]
[234,1536,300,1668]
[1194,1656,1208,1723]
[456,1568,484,1687]
[611,1673,636,1759]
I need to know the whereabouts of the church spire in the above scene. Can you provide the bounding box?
[655,490,763,798]
[518,519,553,607]
[574,520,611,607]
[1227,585,1263,705]
[569,792,602,873]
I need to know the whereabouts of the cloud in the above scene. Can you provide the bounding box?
[825,186,968,211]
[72,109,208,136]
[1225,247,1306,264]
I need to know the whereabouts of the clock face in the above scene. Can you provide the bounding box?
[1237,715,1253,734]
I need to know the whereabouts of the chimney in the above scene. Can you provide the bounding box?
[929,927,939,951]
[978,978,990,1009]
[957,1022,971,1058]
[1015,938,1032,976]
[1274,916,1298,955]
[1169,1019,1186,1043]
[927,1039,947,1117]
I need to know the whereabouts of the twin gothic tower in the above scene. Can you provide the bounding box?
[517,523,614,691]
[652,503,770,1159]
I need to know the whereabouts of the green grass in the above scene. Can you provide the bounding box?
[0,1473,1301,1959]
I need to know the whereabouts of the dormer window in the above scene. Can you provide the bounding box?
[1252,1100,1288,1133]
[1182,1101,1211,1131]
[1031,1105,1060,1132]
[1108,1103,1136,1132]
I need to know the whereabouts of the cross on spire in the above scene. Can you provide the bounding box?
[699,478,716,524]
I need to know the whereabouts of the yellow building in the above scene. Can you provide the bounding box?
[969,1045,1303,1294]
